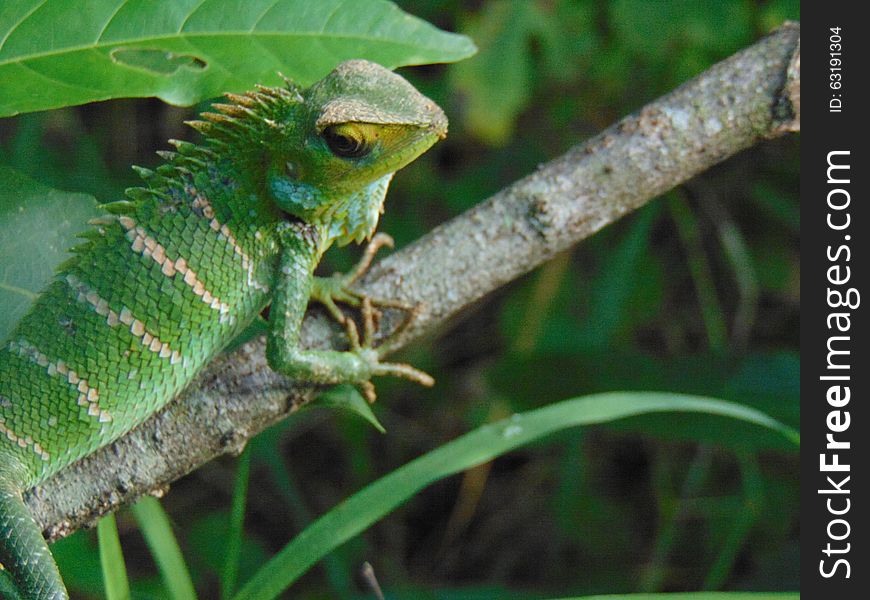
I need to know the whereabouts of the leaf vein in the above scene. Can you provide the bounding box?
[250,0,282,33]
[0,32,448,68]
[0,0,50,53]
[177,0,211,34]
[94,0,130,44]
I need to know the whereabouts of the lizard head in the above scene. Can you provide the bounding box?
[271,60,447,245]
[299,60,448,194]
[196,60,446,245]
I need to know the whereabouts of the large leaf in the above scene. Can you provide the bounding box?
[0,166,100,341]
[450,0,537,145]
[232,392,797,600]
[0,0,476,117]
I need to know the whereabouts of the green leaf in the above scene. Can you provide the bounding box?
[98,513,131,600]
[132,496,198,600]
[232,392,797,600]
[312,383,386,433]
[0,166,100,341]
[0,0,476,117]
[450,0,536,145]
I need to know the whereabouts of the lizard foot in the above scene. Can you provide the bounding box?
[345,297,434,403]
[311,232,420,339]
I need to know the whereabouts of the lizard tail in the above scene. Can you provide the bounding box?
[0,483,68,600]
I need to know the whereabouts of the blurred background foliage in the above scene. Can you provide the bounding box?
[0,0,799,598]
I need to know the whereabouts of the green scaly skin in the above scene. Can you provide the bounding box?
[0,60,446,599]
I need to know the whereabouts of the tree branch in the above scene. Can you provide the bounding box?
[28,22,800,541]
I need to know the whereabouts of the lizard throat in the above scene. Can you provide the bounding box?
[318,172,394,247]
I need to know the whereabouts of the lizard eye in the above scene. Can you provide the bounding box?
[323,125,372,159]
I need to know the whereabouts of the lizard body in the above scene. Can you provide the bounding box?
[0,60,446,599]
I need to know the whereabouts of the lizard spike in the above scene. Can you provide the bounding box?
[131,165,156,181]
[156,150,177,161]
[185,119,213,133]
[76,229,104,241]
[177,155,208,169]
[69,242,94,254]
[167,139,196,153]
[277,83,303,103]
[201,112,240,126]
[249,91,276,108]
[224,92,255,107]
[255,85,291,102]
[211,103,245,116]
[277,71,300,92]
[205,137,230,150]
[233,104,260,118]
[148,189,173,202]
[98,200,137,214]
[124,187,153,202]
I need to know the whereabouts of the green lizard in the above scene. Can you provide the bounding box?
[0,60,446,600]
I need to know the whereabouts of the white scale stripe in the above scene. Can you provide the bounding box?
[190,191,270,293]
[65,275,184,366]
[0,416,49,461]
[117,215,236,323]
[8,338,112,424]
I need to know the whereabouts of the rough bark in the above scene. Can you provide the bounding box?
[28,22,800,541]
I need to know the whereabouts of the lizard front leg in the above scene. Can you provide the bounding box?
[266,223,432,400]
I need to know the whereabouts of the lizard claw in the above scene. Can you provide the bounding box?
[343,303,435,403]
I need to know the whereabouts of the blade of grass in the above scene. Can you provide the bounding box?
[702,453,764,589]
[585,202,660,348]
[668,193,728,352]
[232,392,798,600]
[513,250,572,354]
[98,513,130,600]
[131,496,197,600]
[640,446,713,591]
[222,447,252,599]
[714,212,759,352]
